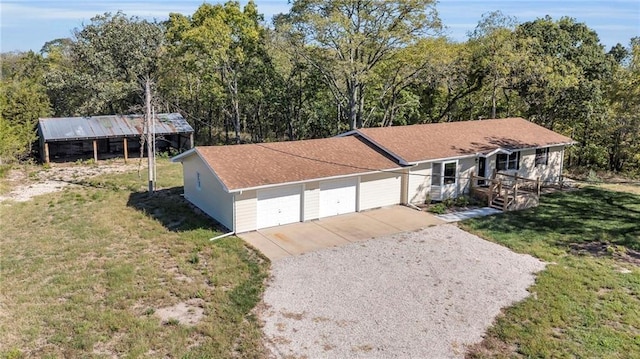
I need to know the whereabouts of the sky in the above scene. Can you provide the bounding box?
[0,0,638,53]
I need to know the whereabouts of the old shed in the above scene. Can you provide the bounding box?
[38,113,194,163]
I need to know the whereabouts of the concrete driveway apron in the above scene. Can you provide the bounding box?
[240,205,444,261]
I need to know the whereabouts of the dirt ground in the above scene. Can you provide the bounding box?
[0,162,139,203]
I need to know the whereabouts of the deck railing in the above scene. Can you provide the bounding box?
[470,169,541,211]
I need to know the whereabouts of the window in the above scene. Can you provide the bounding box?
[196,172,201,190]
[535,148,549,166]
[443,162,456,184]
[496,152,520,171]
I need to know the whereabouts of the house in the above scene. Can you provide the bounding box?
[38,113,194,163]
[172,117,574,233]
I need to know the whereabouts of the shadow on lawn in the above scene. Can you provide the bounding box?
[470,187,640,251]
[126,187,226,233]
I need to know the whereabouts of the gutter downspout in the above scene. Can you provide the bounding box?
[404,202,422,211]
[210,231,235,241]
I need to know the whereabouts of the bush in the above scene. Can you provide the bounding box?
[428,203,447,214]
[455,196,470,207]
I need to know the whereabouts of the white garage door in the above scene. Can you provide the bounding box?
[257,186,301,229]
[359,172,402,210]
[319,178,357,218]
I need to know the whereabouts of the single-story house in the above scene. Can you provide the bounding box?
[172,117,574,233]
[38,113,194,163]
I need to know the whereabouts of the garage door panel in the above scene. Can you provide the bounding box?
[319,178,357,218]
[360,173,401,210]
[257,186,301,229]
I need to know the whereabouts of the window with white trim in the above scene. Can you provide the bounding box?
[496,152,520,171]
[196,172,201,190]
[443,162,457,184]
[535,148,549,166]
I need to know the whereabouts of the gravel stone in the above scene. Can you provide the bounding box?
[260,224,545,358]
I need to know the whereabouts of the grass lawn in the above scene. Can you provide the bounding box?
[462,186,640,358]
[0,160,269,358]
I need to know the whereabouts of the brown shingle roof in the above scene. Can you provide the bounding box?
[194,136,402,191]
[358,117,574,163]
[178,117,574,191]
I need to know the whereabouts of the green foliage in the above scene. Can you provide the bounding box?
[47,12,164,116]
[454,196,470,207]
[0,52,51,163]
[164,1,265,144]
[285,0,441,129]
[427,203,447,214]
[2,4,638,175]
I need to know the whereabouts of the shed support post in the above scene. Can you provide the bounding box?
[93,140,98,163]
[44,142,50,164]
[190,133,194,149]
[123,138,128,163]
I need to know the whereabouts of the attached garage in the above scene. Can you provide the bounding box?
[359,172,402,210]
[319,178,358,218]
[172,136,404,233]
[256,186,302,229]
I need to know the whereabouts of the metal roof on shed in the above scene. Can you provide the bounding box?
[39,113,194,142]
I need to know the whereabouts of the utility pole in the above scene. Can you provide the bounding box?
[145,77,154,194]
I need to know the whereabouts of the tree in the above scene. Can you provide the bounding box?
[47,12,165,116]
[604,38,640,172]
[166,1,264,144]
[0,51,51,163]
[468,11,519,119]
[513,16,611,167]
[284,0,441,129]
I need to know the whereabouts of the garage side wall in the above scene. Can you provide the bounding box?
[182,155,234,231]
[359,172,402,210]
[235,190,257,233]
[408,163,431,205]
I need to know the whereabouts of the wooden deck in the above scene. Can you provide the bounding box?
[470,171,541,212]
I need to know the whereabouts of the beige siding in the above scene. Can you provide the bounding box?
[303,182,320,221]
[518,146,564,184]
[182,155,234,230]
[234,190,257,233]
[408,163,431,204]
[359,172,402,210]
[458,157,476,195]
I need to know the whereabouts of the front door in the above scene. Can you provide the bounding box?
[442,161,457,199]
[477,157,486,186]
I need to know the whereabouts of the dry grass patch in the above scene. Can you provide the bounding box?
[0,160,269,358]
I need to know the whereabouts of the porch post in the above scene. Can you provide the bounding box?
[93,140,98,162]
[190,133,194,149]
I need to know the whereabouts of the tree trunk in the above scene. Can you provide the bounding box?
[356,83,365,129]
[347,79,358,130]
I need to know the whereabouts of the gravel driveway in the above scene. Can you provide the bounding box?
[259,224,545,358]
